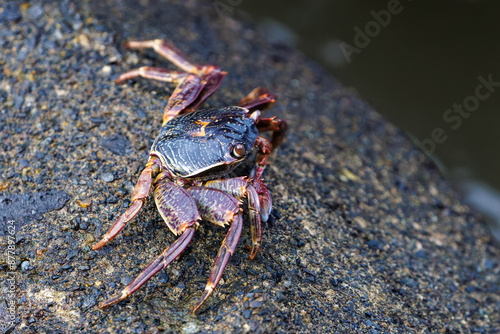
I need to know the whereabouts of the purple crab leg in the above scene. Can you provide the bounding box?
[256,117,288,152]
[246,185,262,260]
[252,137,272,181]
[99,177,201,308]
[154,178,202,235]
[117,39,227,125]
[115,67,189,85]
[125,39,199,74]
[192,214,243,314]
[161,69,227,125]
[187,187,241,227]
[93,157,161,250]
[253,180,272,223]
[203,177,248,200]
[238,87,277,113]
[183,69,226,113]
[162,74,204,125]
[238,87,287,173]
[241,90,287,180]
[98,227,196,308]
[202,177,268,259]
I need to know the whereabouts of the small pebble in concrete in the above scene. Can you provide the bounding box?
[77,198,92,208]
[21,261,30,271]
[243,309,252,319]
[101,172,114,182]
[101,65,112,75]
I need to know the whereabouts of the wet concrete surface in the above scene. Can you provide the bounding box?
[0,0,499,333]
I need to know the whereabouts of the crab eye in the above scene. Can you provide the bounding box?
[231,143,246,158]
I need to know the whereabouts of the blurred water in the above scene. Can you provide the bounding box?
[236,0,500,238]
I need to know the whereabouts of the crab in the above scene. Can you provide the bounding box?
[93,39,287,313]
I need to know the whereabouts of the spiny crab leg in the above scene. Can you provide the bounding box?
[99,226,196,308]
[253,180,273,223]
[125,39,199,74]
[92,157,161,250]
[257,117,288,151]
[202,177,266,260]
[238,87,287,180]
[114,39,226,126]
[115,67,189,85]
[252,137,272,181]
[251,118,287,181]
[192,214,243,314]
[238,88,286,180]
[162,74,203,125]
[246,185,262,260]
[99,178,201,308]
[238,87,276,113]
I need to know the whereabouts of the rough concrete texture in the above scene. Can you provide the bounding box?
[0,0,499,333]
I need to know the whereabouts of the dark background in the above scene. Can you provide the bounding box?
[235,0,500,237]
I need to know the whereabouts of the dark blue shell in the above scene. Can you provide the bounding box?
[150,106,258,178]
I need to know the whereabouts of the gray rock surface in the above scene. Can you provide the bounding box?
[0,0,498,333]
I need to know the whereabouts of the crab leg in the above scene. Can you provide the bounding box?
[204,177,248,200]
[257,117,288,151]
[125,39,199,74]
[201,178,267,259]
[238,87,276,113]
[238,87,286,181]
[184,69,226,114]
[93,157,161,250]
[154,178,202,235]
[252,136,273,181]
[252,180,273,223]
[117,39,227,125]
[162,74,204,125]
[115,67,189,85]
[192,214,243,313]
[251,117,287,181]
[238,86,287,158]
[246,185,262,260]
[98,226,196,308]
[187,187,241,227]
[100,178,202,307]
